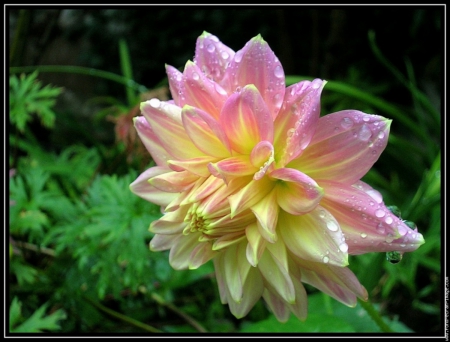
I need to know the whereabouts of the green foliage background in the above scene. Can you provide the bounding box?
[7,6,442,335]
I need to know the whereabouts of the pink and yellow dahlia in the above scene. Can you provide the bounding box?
[130,32,425,321]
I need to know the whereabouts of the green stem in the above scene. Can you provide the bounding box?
[83,296,162,333]
[358,298,393,332]
[151,292,207,333]
[9,65,148,93]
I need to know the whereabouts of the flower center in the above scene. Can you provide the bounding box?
[183,204,209,234]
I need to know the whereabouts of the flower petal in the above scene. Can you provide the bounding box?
[134,116,171,166]
[222,242,252,303]
[149,170,198,192]
[194,31,235,85]
[188,242,218,269]
[270,168,324,215]
[262,288,290,323]
[168,155,219,177]
[291,255,368,306]
[182,105,231,157]
[222,34,285,118]
[261,240,296,303]
[129,167,177,206]
[250,188,279,243]
[228,175,274,217]
[319,179,425,254]
[274,79,326,167]
[182,61,228,119]
[169,233,204,270]
[279,208,349,267]
[290,111,391,184]
[208,155,258,184]
[245,222,267,267]
[149,233,177,252]
[140,100,204,160]
[219,84,273,154]
[166,64,185,107]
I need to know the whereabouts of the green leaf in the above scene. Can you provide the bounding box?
[10,260,38,286]
[9,71,63,132]
[10,298,66,332]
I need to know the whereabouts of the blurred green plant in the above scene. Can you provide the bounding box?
[9,297,66,333]
[9,70,63,132]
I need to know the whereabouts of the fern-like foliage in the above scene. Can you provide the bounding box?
[9,70,63,132]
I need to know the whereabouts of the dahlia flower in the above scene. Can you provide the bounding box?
[130,32,425,321]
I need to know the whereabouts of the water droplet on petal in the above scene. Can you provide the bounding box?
[176,74,183,81]
[358,124,372,141]
[207,44,215,53]
[385,216,393,225]
[386,251,403,264]
[360,233,367,238]
[378,131,385,139]
[192,72,200,80]
[274,65,283,78]
[385,234,394,243]
[149,98,161,108]
[322,256,330,263]
[214,83,227,95]
[319,210,326,218]
[221,51,229,59]
[376,223,386,234]
[366,189,383,204]
[375,209,386,218]
[339,243,349,253]
[340,117,353,129]
[326,221,339,232]
[397,225,408,236]
[363,116,370,122]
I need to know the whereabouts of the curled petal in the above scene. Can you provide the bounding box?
[222,34,285,118]
[208,155,257,184]
[291,110,391,184]
[319,179,425,254]
[250,189,279,243]
[141,100,204,160]
[245,222,267,267]
[182,105,231,157]
[274,79,326,167]
[194,31,235,85]
[279,208,349,267]
[134,117,171,166]
[270,168,324,215]
[228,175,274,217]
[129,167,177,206]
[219,85,273,154]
